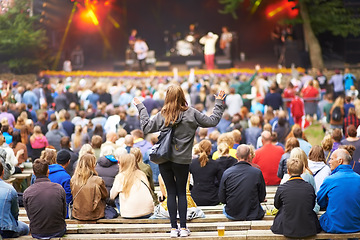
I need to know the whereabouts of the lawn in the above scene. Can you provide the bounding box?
[304,123,325,146]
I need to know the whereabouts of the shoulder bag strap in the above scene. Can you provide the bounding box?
[313,165,326,177]
[69,175,92,205]
[140,179,152,195]
[325,152,331,163]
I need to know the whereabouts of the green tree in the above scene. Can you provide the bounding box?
[219,0,360,69]
[0,0,49,74]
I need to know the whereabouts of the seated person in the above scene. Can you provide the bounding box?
[190,140,221,206]
[317,149,360,233]
[271,157,321,238]
[0,162,29,238]
[219,144,266,220]
[71,153,107,221]
[110,154,154,219]
[49,150,73,218]
[24,159,66,239]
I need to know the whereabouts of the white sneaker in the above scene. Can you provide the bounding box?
[179,228,190,237]
[170,228,179,238]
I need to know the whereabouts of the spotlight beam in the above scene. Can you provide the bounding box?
[52,1,77,70]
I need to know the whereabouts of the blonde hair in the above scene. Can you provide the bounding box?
[73,125,83,149]
[78,144,95,160]
[33,126,42,134]
[217,142,229,157]
[289,147,312,175]
[250,115,260,127]
[217,133,234,148]
[231,129,241,144]
[130,147,143,163]
[333,96,344,108]
[321,135,333,152]
[118,154,141,197]
[161,85,189,126]
[40,148,57,165]
[71,153,98,186]
[198,140,211,167]
[287,158,304,176]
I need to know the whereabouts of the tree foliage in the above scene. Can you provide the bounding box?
[219,0,360,38]
[305,0,360,37]
[0,0,50,74]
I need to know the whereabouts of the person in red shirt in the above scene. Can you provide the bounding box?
[290,92,305,126]
[252,131,284,185]
[301,80,319,118]
[282,82,296,109]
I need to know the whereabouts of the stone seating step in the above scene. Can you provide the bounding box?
[9,230,360,240]
[63,222,251,234]
[8,231,248,240]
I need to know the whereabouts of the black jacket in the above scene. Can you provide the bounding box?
[219,161,266,220]
[190,157,221,206]
[271,177,321,238]
[95,156,119,195]
[23,177,66,236]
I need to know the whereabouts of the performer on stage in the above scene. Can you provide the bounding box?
[220,26,232,59]
[134,37,148,71]
[199,32,218,70]
[128,29,137,50]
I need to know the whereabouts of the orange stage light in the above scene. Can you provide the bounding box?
[266,0,299,19]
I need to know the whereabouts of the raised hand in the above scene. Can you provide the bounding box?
[215,90,226,100]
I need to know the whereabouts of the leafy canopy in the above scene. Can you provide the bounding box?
[219,0,360,37]
[0,0,49,73]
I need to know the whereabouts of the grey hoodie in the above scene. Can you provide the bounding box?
[136,99,225,164]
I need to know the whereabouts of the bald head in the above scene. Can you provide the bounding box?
[329,149,352,171]
[236,144,251,162]
[261,131,272,144]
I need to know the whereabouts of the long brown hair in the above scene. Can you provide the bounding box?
[308,145,326,164]
[198,140,212,167]
[71,153,98,186]
[285,137,299,153]
[161,85,189,126]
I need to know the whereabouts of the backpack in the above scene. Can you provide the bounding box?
[331,106,342,121]
[0,148,10,180]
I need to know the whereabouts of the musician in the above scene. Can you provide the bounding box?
[134,37,149,71]
[220,26,232,59]
[199,32,219,70]
[128,29,137,50]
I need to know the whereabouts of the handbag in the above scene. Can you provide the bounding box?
[149,124,178,164]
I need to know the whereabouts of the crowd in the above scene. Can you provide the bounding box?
[0,66,360,239]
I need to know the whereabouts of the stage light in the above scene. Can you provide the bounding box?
[88,9,99,25]
[266,0,299,19]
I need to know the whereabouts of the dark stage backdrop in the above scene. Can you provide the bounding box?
[52,0,280,64]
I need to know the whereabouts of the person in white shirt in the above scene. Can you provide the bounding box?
[225,88,243,117]
[199,32,218,70]
[134,37,149,71]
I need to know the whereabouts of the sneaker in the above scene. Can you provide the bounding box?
[170,228,179,238]
[179,228,190,237]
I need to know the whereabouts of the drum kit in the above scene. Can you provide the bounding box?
[174,34,203,56]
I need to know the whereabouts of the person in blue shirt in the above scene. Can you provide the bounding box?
[48,150,73,218]
[0,162,29,238]
[317,148,360,233]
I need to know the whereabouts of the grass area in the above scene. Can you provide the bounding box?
[304,122,325,146]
